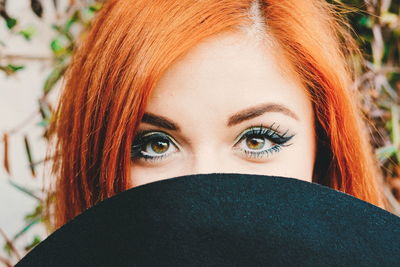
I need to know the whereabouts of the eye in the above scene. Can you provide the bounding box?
[131,131,179,162]
[233,123,295,160]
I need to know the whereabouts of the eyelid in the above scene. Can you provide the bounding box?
[233,123,293,145]
[231,124,295,162]
[131,131,181,163]
[134,130,181,148]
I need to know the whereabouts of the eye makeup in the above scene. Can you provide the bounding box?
[131,122,295,163]
[131,131,179,163]
[232,123,295,161]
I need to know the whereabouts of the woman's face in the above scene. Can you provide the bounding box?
[129,33,316,188]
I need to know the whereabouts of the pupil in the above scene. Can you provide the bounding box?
[151,139,169,153]
[246,135,265,150]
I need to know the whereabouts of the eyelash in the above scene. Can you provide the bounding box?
[130,123,295,163]
[131,131,179,163]
[232,123,295,160]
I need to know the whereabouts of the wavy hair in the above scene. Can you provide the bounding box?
[46,0,390,232]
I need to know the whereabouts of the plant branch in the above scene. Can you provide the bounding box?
[0,255,13,267]
[0,227,21,261]
[0,54,53,62]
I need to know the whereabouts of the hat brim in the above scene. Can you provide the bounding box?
[16,173,400,266]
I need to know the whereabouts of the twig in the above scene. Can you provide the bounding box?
[0,54,53,62]
[6,178,42,201]
[7,112,39,136]
[0,255,13,267]
[29,156,54,168]
[0,227,21,261]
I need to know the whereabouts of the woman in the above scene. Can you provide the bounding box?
[47,0,390,232]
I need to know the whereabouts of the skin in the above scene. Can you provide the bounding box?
[129,32,316,188]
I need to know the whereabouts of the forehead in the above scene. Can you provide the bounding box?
[145,32,311,123]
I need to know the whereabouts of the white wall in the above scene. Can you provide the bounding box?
[0,0,66,263]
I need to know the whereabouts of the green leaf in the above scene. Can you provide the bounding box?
[18,26,37,40]
[2,242,12,256]
[43,63,67,95]
[13,219,41,240]
[24,235,42,251]
[24,204,42,223]
[7,179,41,201]
[6,64,24,72]
[37,119,49,127]
[376,145,397,162]
[50,38,63,53]
[391,105,400,163]
[358,16,372,28]
[6,17,17,29]
[24,135,36,177]
[89,3,103,13]
[64,11,79,32]
[381,12,398,28]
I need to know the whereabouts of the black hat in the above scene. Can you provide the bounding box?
[15,173,400,266]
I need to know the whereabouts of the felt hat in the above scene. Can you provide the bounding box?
[15,173,400,266]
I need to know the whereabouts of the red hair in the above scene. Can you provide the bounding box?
[46,0,389,232]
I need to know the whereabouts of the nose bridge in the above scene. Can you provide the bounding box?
[189,146,225,174]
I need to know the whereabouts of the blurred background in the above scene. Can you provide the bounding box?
[0,0,399,266]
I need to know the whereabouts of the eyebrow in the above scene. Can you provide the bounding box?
[227,103,299,126]
[141,103,299,130]
[141,112,180,131]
